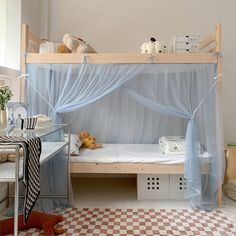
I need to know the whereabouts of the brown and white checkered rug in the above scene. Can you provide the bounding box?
[19,208,236,236]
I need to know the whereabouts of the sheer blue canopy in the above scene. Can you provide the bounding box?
[27,63,224,210]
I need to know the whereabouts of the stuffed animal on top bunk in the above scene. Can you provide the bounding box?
[0,211,66,236]
[79,131,103,150]
[141,37,167,54]
[63,33,97,53]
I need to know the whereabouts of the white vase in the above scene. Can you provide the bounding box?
[0,110,7,130]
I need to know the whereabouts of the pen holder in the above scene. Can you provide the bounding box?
[23,117,38,129]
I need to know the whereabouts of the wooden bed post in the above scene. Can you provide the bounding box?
[216,23,223,207]
[20,24,29,103]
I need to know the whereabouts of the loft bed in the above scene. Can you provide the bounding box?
[20,24,223,209]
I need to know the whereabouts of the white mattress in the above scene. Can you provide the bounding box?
[71,144,192,164]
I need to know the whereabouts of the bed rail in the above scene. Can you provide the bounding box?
[25,53,217,64]
[199,23,222,54]
[199,33,216,52]
[21,25,41,54]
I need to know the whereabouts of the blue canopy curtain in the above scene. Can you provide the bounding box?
[27,63,224,210]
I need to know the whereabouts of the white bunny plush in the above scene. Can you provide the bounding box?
[141,37,167,54]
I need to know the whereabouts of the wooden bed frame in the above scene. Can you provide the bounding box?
[20,23,223,205]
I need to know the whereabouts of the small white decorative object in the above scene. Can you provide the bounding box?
[141,38,167,54]
[39,41,57,53]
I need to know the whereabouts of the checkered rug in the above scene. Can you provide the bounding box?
[18,208,236,236]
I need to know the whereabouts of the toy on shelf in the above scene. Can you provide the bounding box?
[39,39,71,53]
[141,37,167,54]
[63,33,96,53]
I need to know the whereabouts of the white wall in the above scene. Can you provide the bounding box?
[0,0,41,70]
[21,0,41,37]
[0,0,7,65]
[4,0,21,69]
[48,0,236,144]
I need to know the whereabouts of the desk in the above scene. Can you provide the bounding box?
[0,124,70,236]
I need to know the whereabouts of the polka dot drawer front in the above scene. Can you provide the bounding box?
[137,174,186,200]
[137,174,169,200]
[169,174,187,199]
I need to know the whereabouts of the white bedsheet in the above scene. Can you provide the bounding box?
[71,144,187,164]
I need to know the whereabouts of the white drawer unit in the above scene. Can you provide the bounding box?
[175,48,200,53]
[173,35,200,43]
[169,174,187,199]
[168,35,200,53]
[137,174,169,200]
[137,174,187,200]
[176,42,199,50]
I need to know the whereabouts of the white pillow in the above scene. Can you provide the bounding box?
[64,134,82,156]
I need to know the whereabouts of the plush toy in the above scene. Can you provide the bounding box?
[79,131,103,149]
[56,43,71,53]
[63,33,96,53]
[141,37,167,54]
[0,211,66,236]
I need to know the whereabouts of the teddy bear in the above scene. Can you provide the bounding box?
[79,131,103,150]
[141,37,167,54]
[63,33,96,53]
